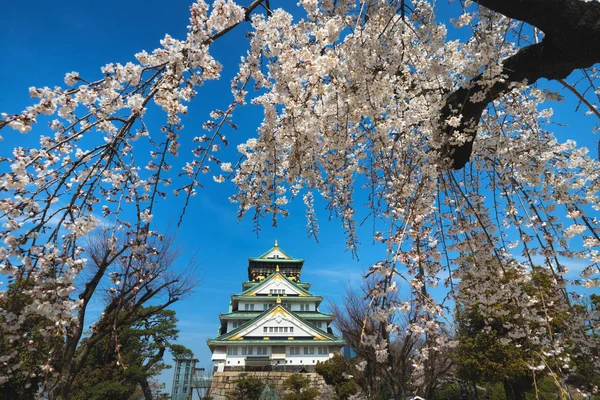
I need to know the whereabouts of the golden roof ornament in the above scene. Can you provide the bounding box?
[276,295,281,304]
[274,239,278,247]
[276,264,280,272]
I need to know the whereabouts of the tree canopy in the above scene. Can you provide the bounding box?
[69,306,192,400]
[1,0,599,397]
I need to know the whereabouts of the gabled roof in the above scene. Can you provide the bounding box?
[211,339,344,346]
[232,295,323,304]
[248,241,304,263]
[242,282,259,291]
[219,311,335,322]
[208,304,342,347]
[239,270,313,297]
[241,280,310,291]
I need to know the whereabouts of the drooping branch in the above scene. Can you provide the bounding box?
[442,0,600,170]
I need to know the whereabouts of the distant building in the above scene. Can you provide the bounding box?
[341,345,357,360]
[207,241,345,373]
[171,358,212,400]
[171,358,197,400]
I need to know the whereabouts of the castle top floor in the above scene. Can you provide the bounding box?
[247,240,304,282]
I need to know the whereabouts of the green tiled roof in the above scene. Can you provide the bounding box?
[208,304,341,346]
[248,257,303,263]
[220,312,261,319]
[249,243,304,263]
[242,282,259,290]
[242,281,310,291]
[239,270,314,297]
[209,339,344,345]
[233,295,323,302]
[219,311,335,321]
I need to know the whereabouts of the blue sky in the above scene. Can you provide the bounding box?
[0,0,389,392]
[1,0,599,395]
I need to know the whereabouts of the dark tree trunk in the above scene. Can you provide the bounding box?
[139,377,154,400]
[441,0,600,169]
[503,377,528,400]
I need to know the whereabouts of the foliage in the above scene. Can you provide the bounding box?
[69,306,192,400]
[434,381,506,400]
[316,354,360,400]
[453,265,573,399]
[282,374,319,400]
[567,294,600,396]
[1,0,600,395]
[283,374,310,394]
[0,280,63,399]
[226,373,265,400]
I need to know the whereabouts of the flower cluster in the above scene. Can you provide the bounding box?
[0,0,249,390]
[1,0,599,394]
[229,0,600,389]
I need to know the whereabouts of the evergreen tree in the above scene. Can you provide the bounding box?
[69,306,192,400]
[225,373,265,400]
[0,280,63,400]
[282,374,319,400]
[453,265,569,400]
[315,354,360,400]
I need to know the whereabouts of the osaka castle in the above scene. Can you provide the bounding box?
[208,241,344,372]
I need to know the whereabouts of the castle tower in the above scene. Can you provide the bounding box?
[207,241,344,374]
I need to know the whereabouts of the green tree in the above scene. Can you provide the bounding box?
[566,294,600,398]
[0,279,63,400]
[315,354,360,400]
[226,373,265,400]
[453,265,569,400]
[282,374,319,400]
[69,306,192,400]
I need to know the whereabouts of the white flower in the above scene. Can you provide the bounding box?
[564,224,586,238]
[213,175,225,183]
[127,94,146,115]
[446,115,462,128]
[220,162,233,172]
[140,209,153,223]
[8,120,32,133]
[64,71,80,86]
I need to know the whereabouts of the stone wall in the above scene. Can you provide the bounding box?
[209,371,327,400]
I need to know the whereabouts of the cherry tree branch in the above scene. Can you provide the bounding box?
[443,0,600,169]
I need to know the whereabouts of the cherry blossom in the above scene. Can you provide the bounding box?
[1,0,599,396]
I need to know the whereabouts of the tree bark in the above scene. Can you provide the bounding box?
[139,377,154,400]
[442,0,600,169]
[503,377,528,400]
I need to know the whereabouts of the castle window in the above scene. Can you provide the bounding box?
[227,347,238,355]
[304,347,314,355]
[318,346,328,355]
[257,347,268,355]
[289,347,300,355]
